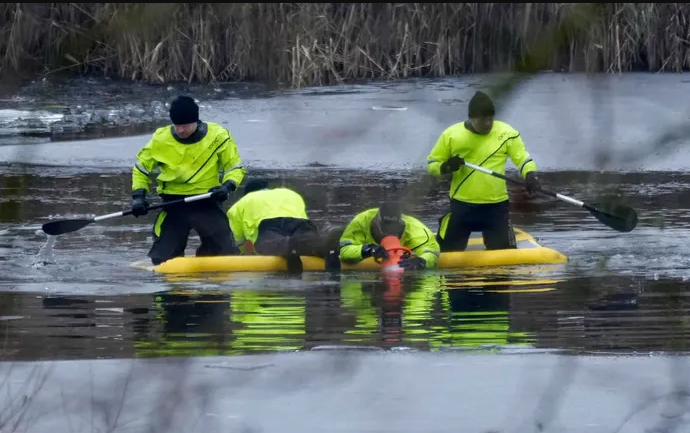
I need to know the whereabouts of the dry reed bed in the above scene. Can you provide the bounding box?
[1,3,690,88]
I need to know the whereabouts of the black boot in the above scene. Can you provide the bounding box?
[286,253,303,275]
[324,249,341,273]
[285,236,304,275]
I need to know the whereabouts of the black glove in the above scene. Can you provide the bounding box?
[440,155,465,174]
[208,181,236,202]
[362,243,389,261]
[131,188,149,217]
[398,255,426,270]
[525,172,541,195]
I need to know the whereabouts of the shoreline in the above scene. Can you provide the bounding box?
[5,3,690,87]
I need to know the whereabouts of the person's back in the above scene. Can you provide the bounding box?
[226,179,324,274]
[227,186,309,247]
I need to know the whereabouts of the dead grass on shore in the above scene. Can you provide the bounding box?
[1,3,690,88]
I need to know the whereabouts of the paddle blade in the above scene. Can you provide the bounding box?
[42,219,94,236]
[584,202,638,233]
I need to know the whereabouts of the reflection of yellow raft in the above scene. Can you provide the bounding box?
[130,228,567,274]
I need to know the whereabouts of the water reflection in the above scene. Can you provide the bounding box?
[6,271,578,361]
[444,287,532,349]
[3,267,671,362]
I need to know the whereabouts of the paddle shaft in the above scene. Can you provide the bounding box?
[42,192,215,236]
[461,161,638,232]
[93,192,214,223]
[462,162,588,209]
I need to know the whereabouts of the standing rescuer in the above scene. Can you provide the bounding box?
[131,95,246,265]
[426,90,543,252]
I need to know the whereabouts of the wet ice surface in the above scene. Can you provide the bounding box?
[0,76,272,142]
[3,352,690,433]
[2,72,690,432]
[2,72,690,170]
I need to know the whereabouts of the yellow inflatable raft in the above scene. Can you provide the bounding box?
[130,228,567,274]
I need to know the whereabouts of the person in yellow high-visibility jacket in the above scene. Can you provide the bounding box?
[130,96,246,265]
[427,90,543,252]
[339,202,440,271]
[226,179,329,273]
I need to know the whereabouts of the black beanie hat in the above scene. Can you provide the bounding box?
[244,179,269,196]
[378,201,403,224]
[468,91,495,118]
[169,95,199,125]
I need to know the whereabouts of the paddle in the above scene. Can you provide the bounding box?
[463,161,638,233]
[42,192,214,236]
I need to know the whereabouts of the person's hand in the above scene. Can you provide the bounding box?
[362,244,389,261]
[208,181,236,202]
[398,255,426,270]
[441,155,465,174]
[131,189,149,217]
[525,172,541,196]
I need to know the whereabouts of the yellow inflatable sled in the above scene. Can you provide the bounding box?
[130,227,567,274]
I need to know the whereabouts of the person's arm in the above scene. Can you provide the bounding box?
[506,133,541,193]
[226,203,246,252]
[339,215,369,263]
[427,127,465,178]
[217,129,246,190]
[426,128,452,178]
[132,139,158,193]
[406,222,441,269]
[506,134,538,178]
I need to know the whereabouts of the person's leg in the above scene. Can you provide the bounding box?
[288,219,323,257]
[148,209,191,265]
[253,218,303,274]
[438,200,475,252]
[481,201,517,250]
[253,218,292,256]
[318,224,346,273]
[190,201,240,257]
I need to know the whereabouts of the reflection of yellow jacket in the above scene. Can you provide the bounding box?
[229,291,306,353]
[339,208,441,268]
[339,274,445,348]
[132,278,534,357]
[427,120,537,204]
[134,290,233,358]
[132,121,245,196]
[133,288,306,357]
[340,274,531,350]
